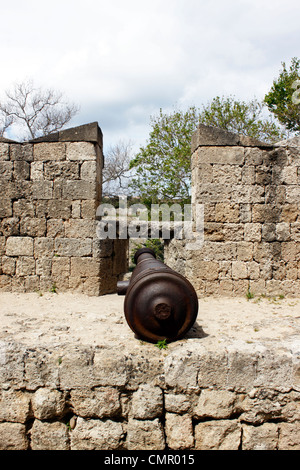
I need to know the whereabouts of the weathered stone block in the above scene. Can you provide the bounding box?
[130,384,163,419]
[0,143,9,161]
[71,387,120,419]
[0,423,28,450]
[70,257,100,277]
[65,219,96,238]
[30,420,69,450]
[34,237,54,258]
[54,238,92,257]
[16,257,36,276]
[30,161,43,180]
[31,388,66,420]
[0,390,31,423]
[242,423,278,450]
[20,217,46,237]
[0,199,12,218]
[194,390,239,419]
[44,161,79,180]
[0,161,13,179]
[165,413,194,450]
[232,261,248,279]
[6,237,33,256]
[14,161,30,180]
[126,418,165,450]
[194,420,241,450]
[71,417,124,450]
[66,142,97,161]
[215,203,239,223]
[62,180,97,200]
[33,142,66,161]
[278,423,300,450]
[244,223,262,242]
[10,143,33,162]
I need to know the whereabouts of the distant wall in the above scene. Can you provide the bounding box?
[165,125,300,297]
[0,123,127,296]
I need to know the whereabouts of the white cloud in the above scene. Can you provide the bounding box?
[0,0,299,150]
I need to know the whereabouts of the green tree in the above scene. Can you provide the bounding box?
[199,95,285,143]
[264,57,300,133]
[130,98,284,204]
[130,107,199,204]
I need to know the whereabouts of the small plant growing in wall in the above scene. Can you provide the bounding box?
[49,282,58,294]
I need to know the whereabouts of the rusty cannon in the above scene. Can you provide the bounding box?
[117,247,198,343]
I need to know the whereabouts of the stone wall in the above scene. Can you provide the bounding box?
[165,125,300,298]
[0,339,299,450]
[0,122,127,296]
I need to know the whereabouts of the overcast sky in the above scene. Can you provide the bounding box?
[0,0,299,153]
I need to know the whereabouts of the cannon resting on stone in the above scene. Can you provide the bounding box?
[117,248,198,343]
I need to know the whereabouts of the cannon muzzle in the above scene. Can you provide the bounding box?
[117,248,198,343]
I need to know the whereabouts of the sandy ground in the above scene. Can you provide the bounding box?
[1,291,300,351]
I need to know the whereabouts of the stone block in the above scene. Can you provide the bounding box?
[30,161,43,180]
[194,420,241,450]
[0,389,31,423]
[81,160,99,181]
[276,222,291,241]
[195,146,244,165]
[71,387,121,419]
[34,237,54,258]
[13,200,35,218]
[31,181,53,199]
[64,219,96,238]
[16,257,36,276]
[215,203,240,223]
[191,124,240,151]
[47,219,65,238]
[6,237,33,256]
[30,420,69,450]
[130,384,163,419]
[278,423,300,450]
[0,143,9,161]
[0,161,13,179]
[70,257,100,277]
[44,161,79,180]
[280,204,298,223]
[0,199,12,218]
[71,417,123,450]
[52,257,70,277]
[242,423,278,450]
[66,142,97,161]
[212,165,242,184]
[164,393,191,414]
[0,423,28,450]
[10,143,33,161]
[54,238,92,257]
[244,148,264,165]
[165,413,194,450]
[62,180,97,200]
[193,260,219,280]
[33,142,66,161]
[13,161,30,180]
[81,199,98,218]
[126,418,165,451]
[244,223,262,242]
[194,390,239,419]
[20,217,46,237]
[31,388,66,420]
[1,256,16,275]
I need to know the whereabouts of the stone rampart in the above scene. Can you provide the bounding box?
[0,292,299,450]
[0,123,127,296]
[165,125,300,298]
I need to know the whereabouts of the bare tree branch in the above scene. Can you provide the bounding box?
[102,139,133,196]
[0,79,79,140]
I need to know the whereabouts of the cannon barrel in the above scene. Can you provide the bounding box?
[117,248,198,343]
